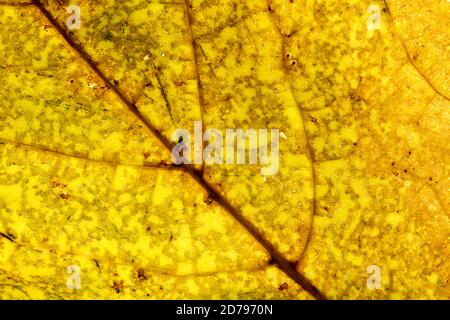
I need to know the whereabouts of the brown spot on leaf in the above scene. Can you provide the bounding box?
[137,268,148,281]
[112,280,124,293]
[204,194,213,205]
[60,193,70,200]
[279,282,289,291]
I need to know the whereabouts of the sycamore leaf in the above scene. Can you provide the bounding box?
[0,0,317,299]
[0,0,448,300]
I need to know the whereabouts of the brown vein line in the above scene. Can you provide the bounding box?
[155,72,174,123]
[0,2,33,6]
[182,1,207,175]
[32,0,325,300]
[0,236,269,278]
[0,138,183,171]
[382,0,450,101]
[266,0,319,277]
[0,232,15,242]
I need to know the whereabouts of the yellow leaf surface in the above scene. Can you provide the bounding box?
[0,0,448,299]
[269,0,449,298]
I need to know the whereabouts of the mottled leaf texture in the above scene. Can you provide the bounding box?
[0,0,448,299]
